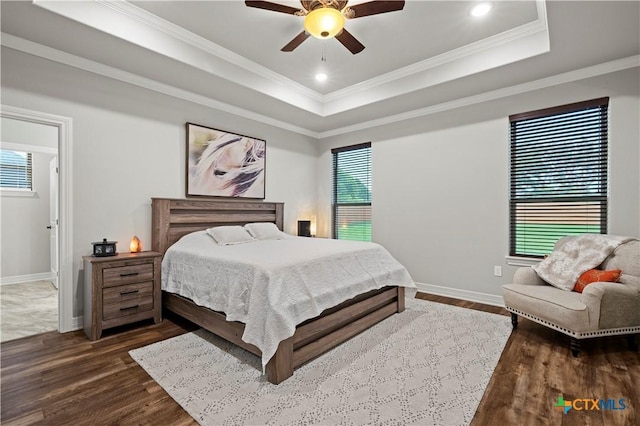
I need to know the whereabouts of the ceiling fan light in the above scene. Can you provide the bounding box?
[304,7,345,39]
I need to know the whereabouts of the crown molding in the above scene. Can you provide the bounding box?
[318,55,640,138]
[3,32,635,140]
[0,33,320,138]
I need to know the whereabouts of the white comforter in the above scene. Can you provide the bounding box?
[162,231,415,370]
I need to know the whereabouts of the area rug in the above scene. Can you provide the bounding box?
[130,297,511,426]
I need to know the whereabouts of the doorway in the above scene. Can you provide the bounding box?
[0,105,74,334]
[0,118,59,340]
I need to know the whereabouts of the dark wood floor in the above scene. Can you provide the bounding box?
[415,293,640,426]
[2,293,638,425]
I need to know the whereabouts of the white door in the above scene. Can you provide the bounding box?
[49,157,59,289]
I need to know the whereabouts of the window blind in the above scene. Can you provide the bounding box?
[0,149,33,190]
[332,143,371,241]
[509,97,609,257]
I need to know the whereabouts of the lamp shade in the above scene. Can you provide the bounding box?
[304,7,345,39]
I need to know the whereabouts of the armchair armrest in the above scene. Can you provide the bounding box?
[513,267,548,286]
[582,281,640,329]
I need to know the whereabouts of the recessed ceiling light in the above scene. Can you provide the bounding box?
[470,2,493,17]
[315,73,328,82]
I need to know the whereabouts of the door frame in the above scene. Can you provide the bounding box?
[49,156,59,289]
[1,105,75,332]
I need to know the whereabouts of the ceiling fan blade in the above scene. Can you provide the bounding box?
[245,1,302,15]
[335,29,365,54]
[281,31,311,52]
[346,1,405,18]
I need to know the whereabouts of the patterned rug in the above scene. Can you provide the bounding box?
[130,297,511,426]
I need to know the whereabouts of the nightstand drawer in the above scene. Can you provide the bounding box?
[102,281,153,305]
[102,263,153,287]
[103,293,154,321]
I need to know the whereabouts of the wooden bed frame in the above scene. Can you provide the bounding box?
[151,197,405,384]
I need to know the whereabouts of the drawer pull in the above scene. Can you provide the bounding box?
[119,272,139,277]
[120,305,139,311]
[119,289,139,296]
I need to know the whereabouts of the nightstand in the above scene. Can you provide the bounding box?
[83,251,162,340]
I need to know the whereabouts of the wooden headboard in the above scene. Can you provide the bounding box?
[151,198,284,255]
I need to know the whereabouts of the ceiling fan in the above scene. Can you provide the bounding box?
[245,1,405,54]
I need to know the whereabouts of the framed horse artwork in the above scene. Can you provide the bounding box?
[186,122,266,199]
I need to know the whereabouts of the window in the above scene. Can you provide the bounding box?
[0,149,33,190]
[332,143,371,241]
[509,97,609,257]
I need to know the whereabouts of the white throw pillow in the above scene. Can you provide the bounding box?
[244,222,285,240]
[206,226,255,245]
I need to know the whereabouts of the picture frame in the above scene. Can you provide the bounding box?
[186,122,266,199]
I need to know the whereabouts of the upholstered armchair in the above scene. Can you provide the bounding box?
[503,236,640,356]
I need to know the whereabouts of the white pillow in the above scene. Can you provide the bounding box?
[206,226,255,245]
[244,222,285,240]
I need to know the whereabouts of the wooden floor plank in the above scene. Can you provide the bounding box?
[2,296,638,425]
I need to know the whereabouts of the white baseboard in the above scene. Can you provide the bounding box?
[0,272,57,286]
[414,282,505,308]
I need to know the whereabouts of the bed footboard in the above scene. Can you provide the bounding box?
[164,285,405,384]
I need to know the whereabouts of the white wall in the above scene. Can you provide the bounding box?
[317,68,640,301]
[1,47,319,318]
[1,117,58,148]
[0,146,56,279]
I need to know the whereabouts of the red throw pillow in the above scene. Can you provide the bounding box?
[574,269,622,293]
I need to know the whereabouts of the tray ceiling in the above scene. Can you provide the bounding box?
[1,1,638,137]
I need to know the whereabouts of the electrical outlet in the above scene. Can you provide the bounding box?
[494,266,502,277]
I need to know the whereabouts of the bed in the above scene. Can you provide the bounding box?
[151,197,412,384]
